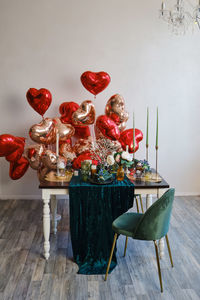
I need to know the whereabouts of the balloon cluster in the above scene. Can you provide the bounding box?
[0,71,143,181]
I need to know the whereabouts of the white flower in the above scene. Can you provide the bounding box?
[107,155,115,166]
[121,151,132,162]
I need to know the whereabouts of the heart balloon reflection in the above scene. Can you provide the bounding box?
[29,118,56,145]
[72,100,96,126]
[81,71,111,96]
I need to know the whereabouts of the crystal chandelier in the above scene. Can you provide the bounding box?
[159,0,200,34]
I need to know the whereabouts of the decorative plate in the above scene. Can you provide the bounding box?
[88,177,114,185]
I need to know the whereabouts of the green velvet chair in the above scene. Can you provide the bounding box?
[105,188,175,293]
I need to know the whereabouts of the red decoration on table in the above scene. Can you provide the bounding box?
[26,88,52,117]
[96,115,120,140]
[9,156,29,180]
[80,71,111,96]
[119,129,143,153]
[72,152,99,169]
[0,134,25,162]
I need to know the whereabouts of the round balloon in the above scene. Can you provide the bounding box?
[96,115,120,141]
[81,71,111,96]
[26,88,52,117]
[119,129,143,153]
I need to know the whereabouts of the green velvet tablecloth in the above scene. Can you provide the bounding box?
[69,174,134,274]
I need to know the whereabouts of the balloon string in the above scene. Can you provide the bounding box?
[94,95,96,100]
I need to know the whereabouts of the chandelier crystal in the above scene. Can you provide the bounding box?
[159,0,200,34]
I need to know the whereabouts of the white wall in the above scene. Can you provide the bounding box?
[0,0,200,198]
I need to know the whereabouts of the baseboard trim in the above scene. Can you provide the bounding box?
[0,192,199,201]
[0,194,70,200]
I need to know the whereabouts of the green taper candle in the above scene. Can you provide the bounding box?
[156,107,158,148]
[146,107,149,146]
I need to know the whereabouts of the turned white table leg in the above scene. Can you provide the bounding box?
[50,195,58,235]
[43,192,50,260]
[146,194,152,209]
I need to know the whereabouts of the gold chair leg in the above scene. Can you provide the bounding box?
[154,240,163,293]
[165,234,174,267]
[139,194,144,213]
[135,197,139,213]
[105,233,118,281]
[124,236,128,257]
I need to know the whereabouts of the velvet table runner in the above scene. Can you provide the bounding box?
[69,174,134,274]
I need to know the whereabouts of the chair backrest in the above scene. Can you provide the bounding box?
[133,188,175,241]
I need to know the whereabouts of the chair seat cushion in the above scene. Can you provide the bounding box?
[112,212,143,237]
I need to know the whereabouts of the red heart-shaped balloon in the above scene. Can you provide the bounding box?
[81,71,111,96]
[9,156,29,180]
[96,115,120,140]
[59,102,91,138]
[74,125,91,139]
[0,134,25,162]
[26,88,52,116]
[59,102,80,123]
[119,129,143,153]
[72,152,99,169]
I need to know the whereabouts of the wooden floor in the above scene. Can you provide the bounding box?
[0,196,200,300]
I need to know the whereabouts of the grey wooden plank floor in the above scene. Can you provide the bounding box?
[0,196,200,300]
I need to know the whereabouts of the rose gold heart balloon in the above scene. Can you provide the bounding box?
[41,150,61,170]
[73,136,93,156]
[118,121,127,132]
[25,144,45,170]
[105,94,129,131]
[29,118,56,145]
[54,118,75,141]
[37,166,49,182]
[72,100,96,126]
[60,143,76,161]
